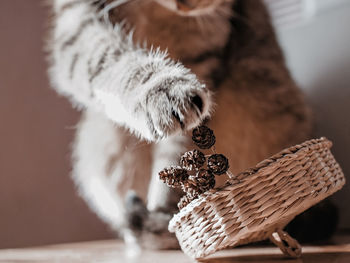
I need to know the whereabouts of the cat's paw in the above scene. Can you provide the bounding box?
[124,191,180,250]
[140,75,211,141]
[94,59,211,141]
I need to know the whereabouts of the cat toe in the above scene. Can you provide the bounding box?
[125,191,148,232]
[143,78,211,140]
[191,94,204,114]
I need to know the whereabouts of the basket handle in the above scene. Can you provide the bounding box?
[269,229,302,258]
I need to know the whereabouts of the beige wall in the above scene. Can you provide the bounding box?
[0,1,114,248]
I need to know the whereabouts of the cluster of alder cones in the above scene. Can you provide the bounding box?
[159,125,230,209]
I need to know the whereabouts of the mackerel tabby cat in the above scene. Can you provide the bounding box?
[49,0,336,249]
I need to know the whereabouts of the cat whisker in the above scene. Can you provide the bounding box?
[90,0,108,8]
[98,0,132,23]
[172,110,185,130]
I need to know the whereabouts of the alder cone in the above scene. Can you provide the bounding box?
[208,154,229,175]
[181,169,215,197]
[158,166,188,188]
[180,149,206,171]
[177,195,195,210]
[192,125,216,149]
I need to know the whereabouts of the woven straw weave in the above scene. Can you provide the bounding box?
[168,138,345,259]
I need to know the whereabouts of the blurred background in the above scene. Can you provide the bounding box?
[0,0,349,249]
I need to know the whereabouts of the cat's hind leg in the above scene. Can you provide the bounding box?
[147,135,189,212]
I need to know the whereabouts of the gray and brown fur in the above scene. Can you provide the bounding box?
[49,0,313,249]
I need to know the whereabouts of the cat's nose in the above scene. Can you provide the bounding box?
[191,95,203,114]
[176,0,196,11]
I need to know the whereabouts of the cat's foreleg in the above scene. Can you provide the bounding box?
[73,109,154,243]
[147,135,189,212]
[72,109,129,232]
[122,135,190,249]
[50,0,212,141]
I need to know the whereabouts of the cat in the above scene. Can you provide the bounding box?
[49,0,316,249]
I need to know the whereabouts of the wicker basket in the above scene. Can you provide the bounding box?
[168,138,345,259]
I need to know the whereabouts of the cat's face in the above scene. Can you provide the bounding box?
[154,0,233,16]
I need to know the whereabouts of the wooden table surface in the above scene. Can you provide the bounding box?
[1,235,350,263]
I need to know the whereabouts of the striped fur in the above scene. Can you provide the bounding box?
[49,0,211,141]
[48,0,312,250]
[49,0,216,249]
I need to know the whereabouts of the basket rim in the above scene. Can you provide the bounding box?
[169,137,335,228]
[235,137,331,181]
[169,137,345,259]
